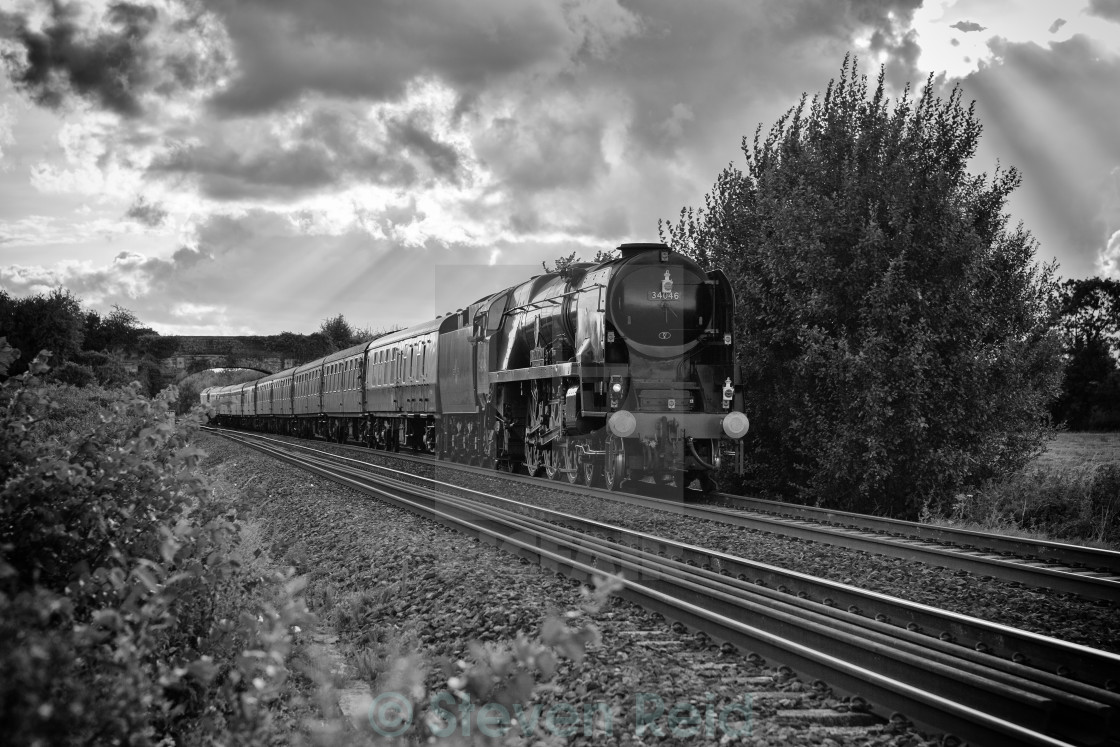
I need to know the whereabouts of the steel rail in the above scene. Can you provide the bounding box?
[708,493,1120,576]
[209,428,1114,746]
[204,427,1120,692]
[235,427,1120,601]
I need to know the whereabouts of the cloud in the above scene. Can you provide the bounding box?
[1101,230,1120,277]
[201,0,641,115]
[1049,18,1067,34]
[1087,0,1120,23]
[960,35,1120,276]
[149,95,465,200]
[951,20,987,33]
[0,0,230,117]
[0,209,599,333]
[0,102,12,161]
[125,195,168,226]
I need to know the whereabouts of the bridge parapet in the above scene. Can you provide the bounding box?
[153,336,312,378]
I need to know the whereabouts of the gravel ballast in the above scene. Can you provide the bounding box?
[248,434,1117,655]
[196,431,935,746]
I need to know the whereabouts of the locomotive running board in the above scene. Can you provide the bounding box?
[488,362,575,383]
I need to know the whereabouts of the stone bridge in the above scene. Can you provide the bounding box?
[152,336,301,380]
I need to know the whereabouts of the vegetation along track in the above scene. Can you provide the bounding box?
[205,426,1120,747]
[223,425,1120,603]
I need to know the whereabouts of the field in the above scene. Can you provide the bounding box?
[1030,431,1120,471]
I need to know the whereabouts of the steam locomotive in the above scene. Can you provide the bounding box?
[202,242,748,491]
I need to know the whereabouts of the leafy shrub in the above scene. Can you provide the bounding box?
[0,347,310,746]
[934,463,1120,546]
[50,361,97,387]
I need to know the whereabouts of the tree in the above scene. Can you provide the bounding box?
[0,287,85,375]
[83,304,155,353]
[663,58,1063,517]
[541,248,619,274]
[319,313,356,351]
[1051,278,1120,429]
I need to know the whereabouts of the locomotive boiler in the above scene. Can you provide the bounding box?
[202,242,748,491]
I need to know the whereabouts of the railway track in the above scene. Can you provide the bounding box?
[204,426,1120,747]
[240,429,1120,603]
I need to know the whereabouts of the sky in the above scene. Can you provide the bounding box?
[1,0,1119,336]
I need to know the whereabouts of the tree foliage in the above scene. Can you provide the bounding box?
[542,248,619,275]
[1051,277,1120,429]
[663,58,1063,516]
[83,304,154,353]
[318,313,356,351]
[0,287,85,374]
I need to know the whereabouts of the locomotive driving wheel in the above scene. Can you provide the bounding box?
[603,436,625,492]
[581,440,601,487]
[564,440,580,485]
[525,443,543,477]
[544,447,560,480]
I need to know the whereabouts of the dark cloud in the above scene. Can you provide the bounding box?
[960,35,1120,276]
[950,21,987,33]
[150,102,463,200]
[0,0,230,118]
[1087,0,1120,23]
[1049,19,1067,34]
[0,1,156,115]
[125,196,168,226]
[200,0,640,115]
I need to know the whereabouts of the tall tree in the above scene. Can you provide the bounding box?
[1051,278,1120,429]
[663,58,1063,516]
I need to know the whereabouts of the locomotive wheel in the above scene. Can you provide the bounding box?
[603,437,625,492]
[525,444,543,477]
[544,448,561,480]
[564,442,580,485]
[581,450,601,487]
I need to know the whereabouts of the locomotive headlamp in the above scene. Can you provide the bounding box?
[659,250,669,262]
[608,409,637,438]
[721,411,749,439]
[609,375,624,409]
[723,333,732,346]
[722,377,735,408]
[606,330,616,343]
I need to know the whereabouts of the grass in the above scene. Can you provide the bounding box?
[1028,431,1120,472]
[925,432,1120,550]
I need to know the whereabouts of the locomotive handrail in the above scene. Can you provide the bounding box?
[503,283,606,316]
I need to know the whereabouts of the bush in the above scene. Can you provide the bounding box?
[939,463,1120,546]
[50,361,96,387]
[665,58,1062,517]
[0,349,309,746]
